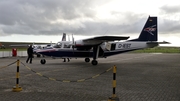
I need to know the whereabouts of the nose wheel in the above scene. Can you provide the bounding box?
[91,60,98,65]
[40,59,46,64]
[85,58,90,62]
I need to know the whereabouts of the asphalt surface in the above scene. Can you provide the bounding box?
[0,53,180,101]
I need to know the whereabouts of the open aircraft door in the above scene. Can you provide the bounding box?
[105,43,116,51]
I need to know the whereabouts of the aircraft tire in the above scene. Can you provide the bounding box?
[40,59,46,64]
[85,58,90,62]
[91,60,98,65]
[37,54,41,57]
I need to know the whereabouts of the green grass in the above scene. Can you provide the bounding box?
[133,47,180,53]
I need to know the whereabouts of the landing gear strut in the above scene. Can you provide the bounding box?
[91,45,99,65]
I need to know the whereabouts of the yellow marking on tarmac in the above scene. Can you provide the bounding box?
[106,67,113,71]
[36,73,43,76]
[49,78,56,81]
[18,60,113,83]
[77,79,85,82]
[25,66,31,70]
[63,80,70,83]
[92,74,100,78]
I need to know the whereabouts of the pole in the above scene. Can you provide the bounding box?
[12,59,22,92]
[108,65,119,101]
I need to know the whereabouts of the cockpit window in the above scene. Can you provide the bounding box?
[54,42,62,48]
[64,43,70,48]
[53,42,71,48]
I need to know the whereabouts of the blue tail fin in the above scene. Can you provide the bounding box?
[132,16,157,41]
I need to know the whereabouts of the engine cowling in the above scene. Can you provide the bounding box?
[74,40,102,46]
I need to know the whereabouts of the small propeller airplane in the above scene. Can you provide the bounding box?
[37,16,169,65]
[33,33,67,56]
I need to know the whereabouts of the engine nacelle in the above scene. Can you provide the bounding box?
[74,40,102,46]
[74,40,84,46]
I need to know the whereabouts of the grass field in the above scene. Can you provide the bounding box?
[133,47,180,53]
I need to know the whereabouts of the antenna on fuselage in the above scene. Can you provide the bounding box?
[72,34,75,45]
[68,35,70,41]
[50,41,52,46]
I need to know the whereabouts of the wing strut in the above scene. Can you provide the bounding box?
[92,45,100,65]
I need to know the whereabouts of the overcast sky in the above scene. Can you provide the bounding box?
[0,0,180,46]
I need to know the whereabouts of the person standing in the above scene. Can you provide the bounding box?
[26,45,33,63]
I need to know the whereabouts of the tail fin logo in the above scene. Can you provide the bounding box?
[144,25,156,36]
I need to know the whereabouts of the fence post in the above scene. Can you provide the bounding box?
[12,59,22,92]
[108,65,119,101]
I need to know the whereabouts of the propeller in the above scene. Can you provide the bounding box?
[72,34,75,54]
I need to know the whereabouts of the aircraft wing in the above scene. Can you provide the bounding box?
[75,36,129,47]
[83,36,130,41]
[0,41,53,48]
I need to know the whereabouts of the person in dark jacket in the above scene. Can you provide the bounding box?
[26,45,33,63]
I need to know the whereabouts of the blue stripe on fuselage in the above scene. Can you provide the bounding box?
[38,50,93,57]
[38,48,142,58]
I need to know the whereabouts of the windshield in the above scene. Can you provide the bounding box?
[54,42,62,48]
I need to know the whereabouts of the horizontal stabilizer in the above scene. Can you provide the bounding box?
[147,41,170,44]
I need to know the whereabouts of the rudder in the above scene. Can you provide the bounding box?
[133,16,157,41]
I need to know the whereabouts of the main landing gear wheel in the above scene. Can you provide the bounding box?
[91,60,98,65]
[85,58,90,62]
[40,59,46,64]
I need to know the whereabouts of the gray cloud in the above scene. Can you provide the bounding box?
[160,5,180,14]
[0,0,179,37]
[159,18,180,34]
[0,0,104,35]
[159,4,180,34]
[38,13,148,36]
